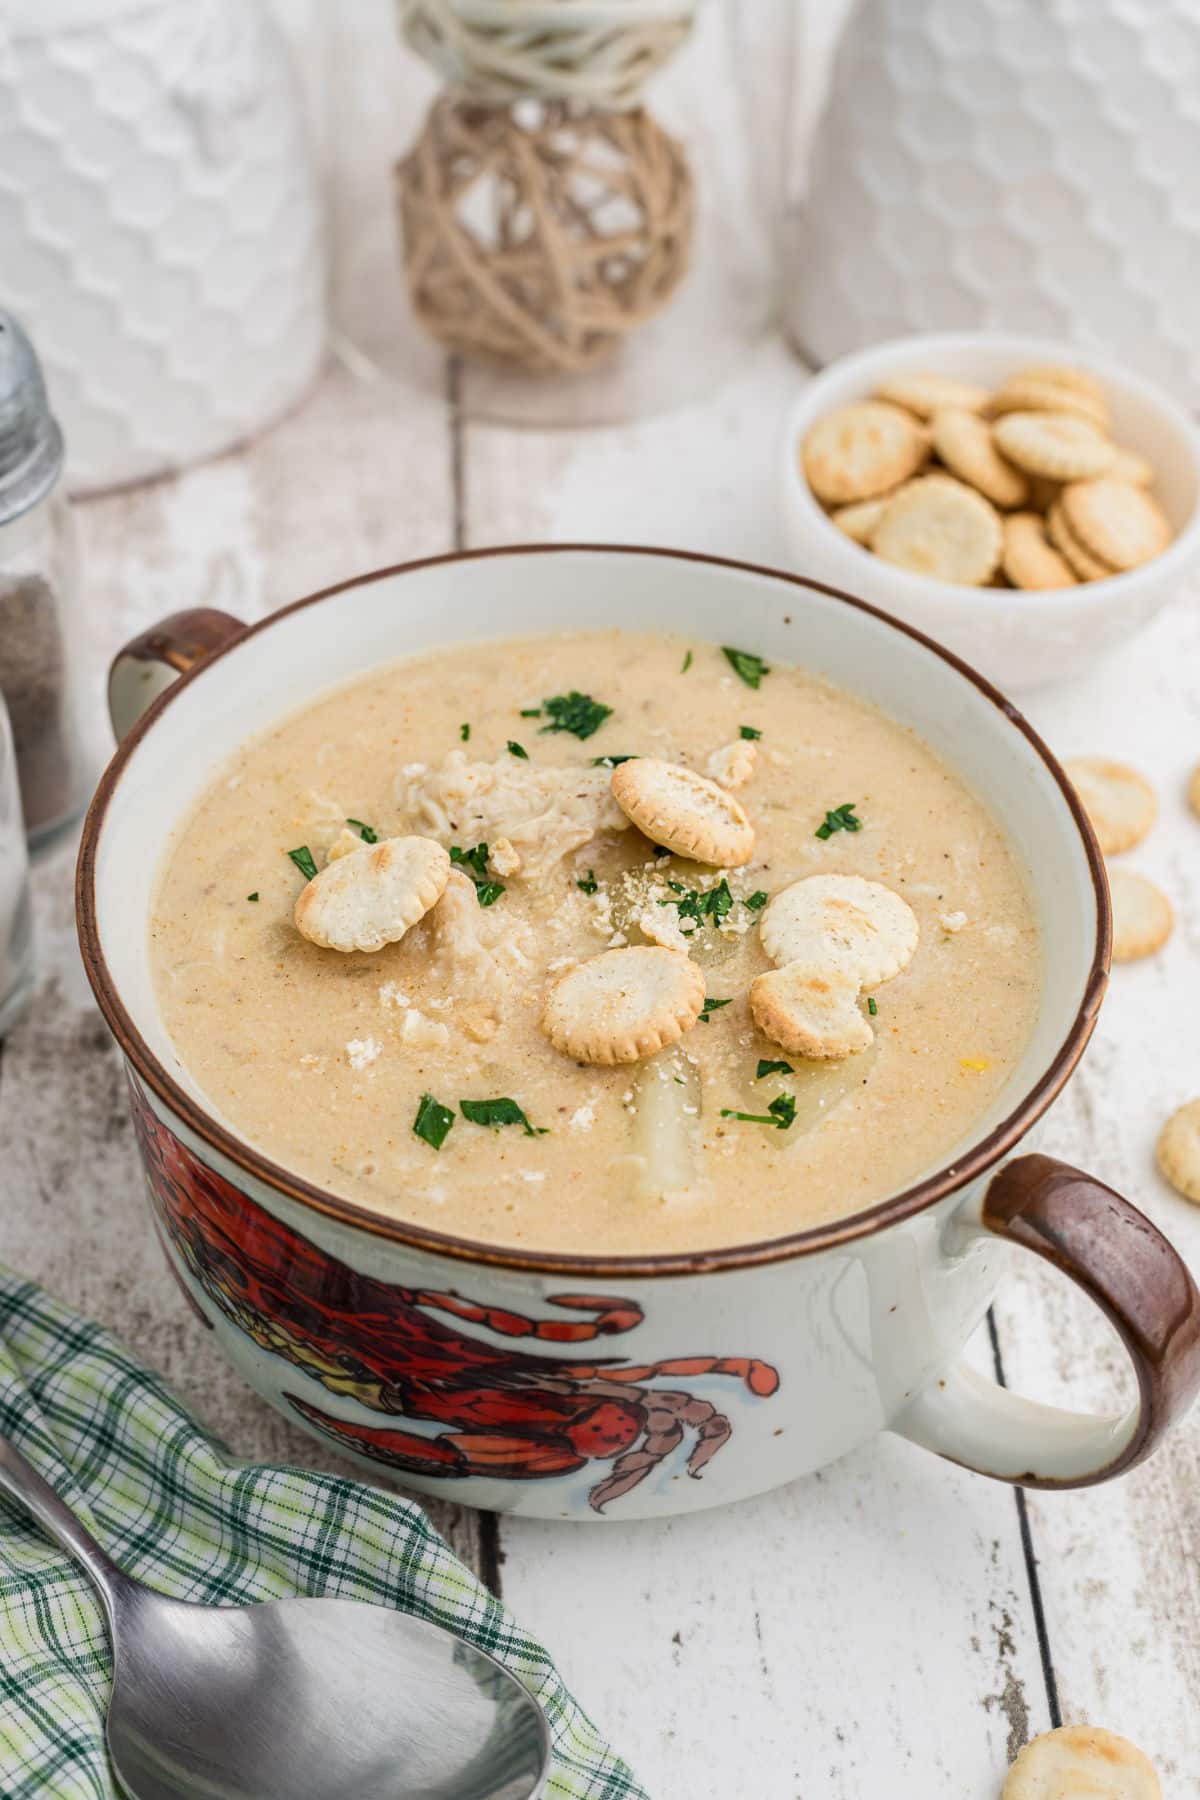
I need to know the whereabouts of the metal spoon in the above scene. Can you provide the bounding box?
[0,1432,551,1799]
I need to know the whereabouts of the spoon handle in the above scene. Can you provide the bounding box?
[0,1431,125,1619]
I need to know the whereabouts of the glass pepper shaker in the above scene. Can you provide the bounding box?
[0,690,34,1037]
[0,308,95,849]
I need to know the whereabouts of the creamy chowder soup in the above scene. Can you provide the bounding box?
[151,631,1040,1256]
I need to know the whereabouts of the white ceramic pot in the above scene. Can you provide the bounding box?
[779,333,1200,693]
[79,548,1200,1521]
[787,0,1200,410]
[0,0,326,494]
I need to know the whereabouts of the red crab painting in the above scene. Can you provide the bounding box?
[130,1081,780,1512]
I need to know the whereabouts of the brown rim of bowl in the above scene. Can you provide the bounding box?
[76,543,1111,1280]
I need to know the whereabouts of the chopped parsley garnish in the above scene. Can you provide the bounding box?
[660,877,734,929]
[681,649,693,673]
[538,691,613,740]
[722,646,769,689]
[590,753,638,768]
[815,802,861,840]
[768,1094,796,1129]
[721,1094,796,1130]
[450,843,504,907]
[507,740,529,759]
[286,846,318,882]
[347,817,378,844]
[867,996,878,1016]
[699,996,732,1022]
[247,892,259,903]
[460,722,470,741]
[460,1097,547,1137]
[519,707,542,718]
[413,1092,455,1150]
[661,878,764,929]
[577,869,599,895]
[739,725,762,741]
[451,842,490,879]
[756,1058,793,1079]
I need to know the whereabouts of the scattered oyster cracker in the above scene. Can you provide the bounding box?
[991,412,1116,482]
[829,495,891,545]
[1002,512,1077,590]
[1156,1098,1200,1205]
[989,376,1109,431]
[869,474,1002,585]
[1002,1725,1160,1800]
[1063,758,1157,855]
[1109,868,1173,963]
[1005,363,1107,405]
[1060,478,1171,572]
[800,401,928,505]
[1047,501,1115,580]
[611,757,755,867]
[873,372,989,419]
[749,962,873,1061]
[541,945,706,1066]
[294,836,450,953]
[932,407,1029,510]
[759,875,919,986]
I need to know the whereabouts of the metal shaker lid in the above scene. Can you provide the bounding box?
[0,310,64,526]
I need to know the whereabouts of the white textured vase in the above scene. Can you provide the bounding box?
[0,0,327,494]
[788,0,1200,407]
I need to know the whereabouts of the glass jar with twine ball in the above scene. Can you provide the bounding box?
[396,0,696,107]
[325,0,787,425]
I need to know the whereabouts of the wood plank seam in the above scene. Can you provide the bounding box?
[987,1308,1063,1730]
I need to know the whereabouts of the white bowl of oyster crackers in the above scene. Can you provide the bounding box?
[780,332,1200,692]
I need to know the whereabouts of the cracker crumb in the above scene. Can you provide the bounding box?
[401,1008,451,1049]
[639,905,691,953]
[568,1103,596,1130]
[490,835,521,877]
[326,826,362,864]
[940,910,968,933]
[346,1037,381,1071]
[706,739,758,791]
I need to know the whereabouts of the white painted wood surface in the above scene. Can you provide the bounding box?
[4,3,1199,1794]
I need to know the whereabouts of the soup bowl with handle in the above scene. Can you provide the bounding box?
[78,545,1200,1521]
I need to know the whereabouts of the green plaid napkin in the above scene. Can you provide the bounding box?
[0,1270,647,1800]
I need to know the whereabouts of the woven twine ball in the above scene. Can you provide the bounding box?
[396,0,697,109]
[397,97,693,373]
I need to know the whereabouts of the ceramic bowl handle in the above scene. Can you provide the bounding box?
[108,609,246,742]
[894,1153,1200,1486]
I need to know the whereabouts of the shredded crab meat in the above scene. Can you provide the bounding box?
[395,751,630,883]
[431,869,536,1018]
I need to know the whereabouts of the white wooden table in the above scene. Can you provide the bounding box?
[5,332,1198,1799]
